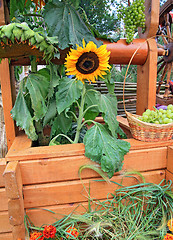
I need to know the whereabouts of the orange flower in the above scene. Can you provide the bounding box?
[168,219,173,232]
[163,233,173,240]
[43,225,56,239]
[66,226,79,239]
[30,232,44,240]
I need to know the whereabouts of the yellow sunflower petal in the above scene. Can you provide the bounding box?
[64,40,110,83]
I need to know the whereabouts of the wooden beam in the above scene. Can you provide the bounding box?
[167,146,173,174]
[0,59,17,149]
[3,161,25,240]
[0,0,5,25]
[136,39,158,114]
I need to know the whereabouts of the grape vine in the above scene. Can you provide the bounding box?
[118,0,146,43]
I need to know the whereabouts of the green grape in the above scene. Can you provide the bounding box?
[118,0,145,43]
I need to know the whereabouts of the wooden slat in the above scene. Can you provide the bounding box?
[0,0,5,25]
[0,158,6,187]
[0,232,13,240]
[6,133,173,161]
[166,170,173,182]
[12,223,25,240]
[0,187,8,211]
[0,59,16,149]
[3,161,23,199]
[26,202,92,227]
[0,211,12,233]
[19,147,167,185]
[23,170,165,209]
[167,146,173,174]
[136,39,157,115]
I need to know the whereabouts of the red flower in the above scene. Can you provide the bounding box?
[66,226,79,239]
[163,233,173,240]
[30,232,44,240]
[43,225,56,239]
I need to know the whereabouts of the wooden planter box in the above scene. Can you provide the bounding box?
[0,131,173,240]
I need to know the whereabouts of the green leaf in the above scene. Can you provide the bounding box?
[43,98,57,126]
[56,77,83,114]
[43,1,101,49]
[84,87,99,121]
[53,112,72,134]
[26,73,49,121]
[11,89,37,141]
[97,93,119,137]
[84,123,131,178]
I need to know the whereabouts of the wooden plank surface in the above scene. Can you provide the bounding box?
[0,158,6,187]
[0,211,12,233]
[3,161,23,199]
[0,232,13,240]
[0,59,16,149]
[23,170,165,209]
[19,147,167,185]
[6,133,173,161]
[167,146,173,174]
[0,187,8,211]
[26,201,92,227]
[166,170,173,182]
[0,0,5,25]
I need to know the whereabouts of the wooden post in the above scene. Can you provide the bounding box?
[136,39,158,114]
[0,0,17,150]
[136,0,160,115]
[166,146,173,182]
[3,161,25,240]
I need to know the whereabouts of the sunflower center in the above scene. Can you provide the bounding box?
[76,52,99,74]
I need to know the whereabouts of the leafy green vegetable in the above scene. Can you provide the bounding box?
[84,123,130,178]
[56,77,83,114]
[26,73,49,121]
[43,1,101,49]
[11,81,37,141]
[97,93,119,137]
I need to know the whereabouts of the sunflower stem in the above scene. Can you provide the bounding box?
[73,83,86,144]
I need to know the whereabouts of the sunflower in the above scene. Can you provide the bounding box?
[64,39,111,83]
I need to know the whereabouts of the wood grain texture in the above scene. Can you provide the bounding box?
[0,232,13,240]
[0,158,6,187]
[166,170,173,182]
[8,198,24,226]
[23,170,165,209]
[0,211,12,233]
[167,146,173,173]
[18,147,167,185]
[0,0,5,25]
[0,59,16,149]
[3,161,23,199]
[6,133,173,161]
[0,187,8,211]
[12,223,25,240]
[136,39,158,115]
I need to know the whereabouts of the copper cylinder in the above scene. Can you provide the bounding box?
[102,39,148,65]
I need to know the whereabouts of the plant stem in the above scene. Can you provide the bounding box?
[30,56,37,73]
[73,83,86,143]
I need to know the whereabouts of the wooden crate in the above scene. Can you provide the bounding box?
[2,133,173,239]
[0,158,13,240]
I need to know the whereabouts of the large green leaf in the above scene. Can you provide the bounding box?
[52,111,72,135]
[84,87,99,121]
[26,73,49,121]
[11,90,37,141]
[97,93,119,137]
[43,1,101,49]
[56,77,83,114]
[84,123,131,178]
[43,98,57,126]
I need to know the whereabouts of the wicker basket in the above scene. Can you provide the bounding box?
[123,38,173,142]
[126,111,173,141]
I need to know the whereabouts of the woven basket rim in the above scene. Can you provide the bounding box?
[126,111,173,129]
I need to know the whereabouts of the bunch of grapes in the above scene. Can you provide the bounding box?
[138,104,173,124]
[117,0,145,43]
